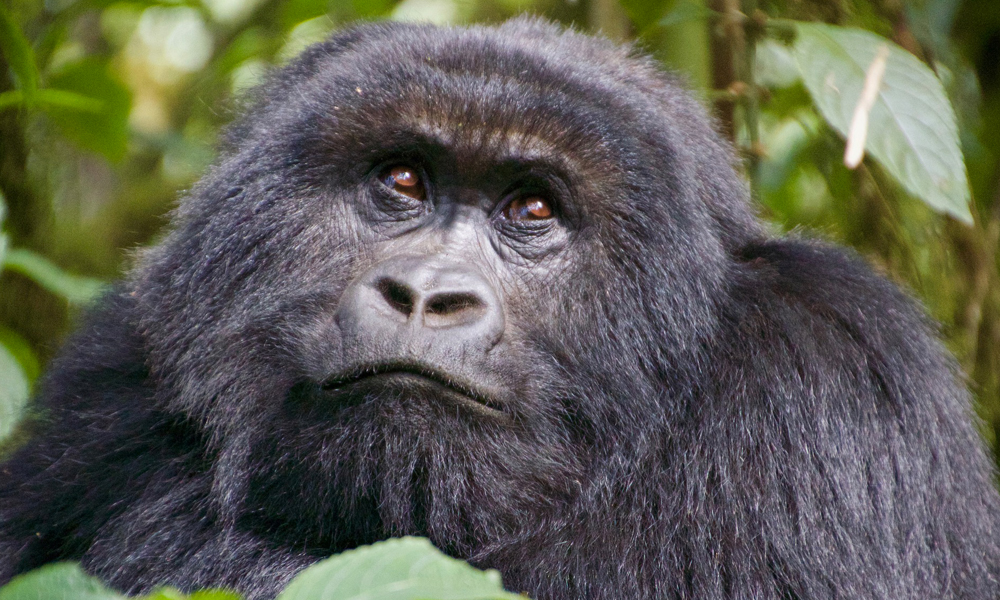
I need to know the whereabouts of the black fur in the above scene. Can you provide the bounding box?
[2,19,998,600]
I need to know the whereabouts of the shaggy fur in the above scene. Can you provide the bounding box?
[2,19,999,600]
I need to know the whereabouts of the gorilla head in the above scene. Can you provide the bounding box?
[133,17,756,551]
[2,17,998,600]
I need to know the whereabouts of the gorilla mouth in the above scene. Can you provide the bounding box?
[322,362,508,419]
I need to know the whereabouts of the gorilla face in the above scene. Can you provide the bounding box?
[129,19,756,558]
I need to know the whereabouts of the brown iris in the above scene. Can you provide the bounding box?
[505,196,553,222]
[382,165,425,200]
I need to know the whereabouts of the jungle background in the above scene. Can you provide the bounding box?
[0,0,999,462]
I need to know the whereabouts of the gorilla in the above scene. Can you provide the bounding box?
[1,18,999,600]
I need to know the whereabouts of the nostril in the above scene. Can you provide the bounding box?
[376,278,415,316]
[425,292,484,316]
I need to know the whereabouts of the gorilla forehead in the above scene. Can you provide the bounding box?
[264,20,664,177]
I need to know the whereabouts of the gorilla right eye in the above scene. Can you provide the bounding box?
[380,165,425,201]
[504,196,553,222]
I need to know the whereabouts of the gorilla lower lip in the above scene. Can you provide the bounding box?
[323,364,507,418]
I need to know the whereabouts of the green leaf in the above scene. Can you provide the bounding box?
[0,326,41,384]
[139,591,185,600]
[139,588,242,600]
[0,90,25,111]
[0,5,39,94]
[36,88,105,113]
[189,591,243,600]
[658,0,716,28]
[0,341,28,444]
[0,566,242,600]
[0,563,124,600]
[0,191,7,274]
[277,537,526,600]
[43,58,131,161]
[352,0,400,19]
[2,248,105,304]
[791,22,972,223]
[280,0,330,29]
[216,28,269,75]
[755,39,799,89]
[618,0,670,31]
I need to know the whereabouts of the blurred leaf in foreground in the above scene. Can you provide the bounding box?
[278,537,527,600]
[142,587,241,600]
[0,563,241,600]
[0,563,124,600]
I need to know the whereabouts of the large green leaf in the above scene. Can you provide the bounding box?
[0,341,28,444]
[277,537,526,600]
[0,563,123,600]
[0,5,38,94]
[2,248,105,304]
[43,58,131,161]
[791,22,972,223]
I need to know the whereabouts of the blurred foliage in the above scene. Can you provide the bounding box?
[0,561,239,599]
[276,537,525,600]
[0,538,523,600]
[0,0,997,495]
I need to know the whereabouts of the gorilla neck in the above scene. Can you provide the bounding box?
[240,385,585,558]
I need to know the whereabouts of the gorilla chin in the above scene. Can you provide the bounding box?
[321,365,511,419]
[2,16,1000,600]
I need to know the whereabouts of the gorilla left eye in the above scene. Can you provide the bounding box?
[380,165,426,200]
[504,196,553,222]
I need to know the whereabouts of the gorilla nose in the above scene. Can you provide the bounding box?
[375,274,484,328]
[337,256,504,350]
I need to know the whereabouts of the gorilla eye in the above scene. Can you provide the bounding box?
[504,196,553,222]
[381,165,425,200]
